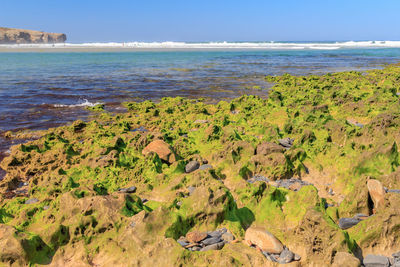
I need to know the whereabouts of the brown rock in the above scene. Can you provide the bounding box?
[0,225,27,266]
[367,179,385,209]
[142,140,176,163]
[332,252,361,267]
[256,142,285,156]
[186,231,207,243]
[244,227,284,254]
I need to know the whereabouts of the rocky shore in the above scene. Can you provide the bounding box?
[0,27,66,44]
[1,64,400,266]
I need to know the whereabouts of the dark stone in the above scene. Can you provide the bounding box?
[177,239,190,247]
[131,126,148,132]
[189,246,201,251]
[278,248,294,264]
[118,186,137,193]
[185,161,200,173]
[201,237,222,246]
[221,232,235,243]
[278,138,294,148]
[25,198,39,204]
[199,164,212,170]
[200,241,225,251]
[353,213,369,220]
[363,254,390,267]
[339,217,360,229]
[262,251,278,262]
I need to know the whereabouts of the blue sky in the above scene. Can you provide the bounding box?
[1,0,399,42]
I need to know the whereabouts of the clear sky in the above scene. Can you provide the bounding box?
[1,0,399,43]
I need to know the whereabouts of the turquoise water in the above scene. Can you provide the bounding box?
[0,48,399,134]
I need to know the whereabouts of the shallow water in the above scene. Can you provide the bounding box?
[0,48,400,178]
[1,49,400,133]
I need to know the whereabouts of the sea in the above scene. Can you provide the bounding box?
[1,41,400,175]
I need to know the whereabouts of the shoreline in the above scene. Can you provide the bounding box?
[1,65,400,265]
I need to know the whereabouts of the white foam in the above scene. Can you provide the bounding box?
[2,41,400,50]
[53,99,103,108]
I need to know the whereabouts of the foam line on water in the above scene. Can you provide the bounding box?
[2,41,400,50]
[53,99,103,108]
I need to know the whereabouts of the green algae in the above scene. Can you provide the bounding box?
[2,64,400,265]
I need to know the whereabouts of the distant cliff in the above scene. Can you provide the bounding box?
[0,27,66,44]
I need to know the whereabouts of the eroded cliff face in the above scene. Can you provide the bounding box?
[0,27,66,44]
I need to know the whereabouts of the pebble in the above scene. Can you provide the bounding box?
[141,198,148,203]
[294,253,301,261]
[363,254,390,267]
[43,205,50,210]
[185,161,200,173]
[199,164,213,170]
[338,217,360,229]
[118,186,137,193]
[25,198,39,204]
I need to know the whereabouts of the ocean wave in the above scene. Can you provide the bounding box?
[2,41,400,50]
[53,99,103,108]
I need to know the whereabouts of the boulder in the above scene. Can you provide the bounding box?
[142,140,176,163]
[367,179,386,209]
[244,227,284,254]
[332,252,361,267]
